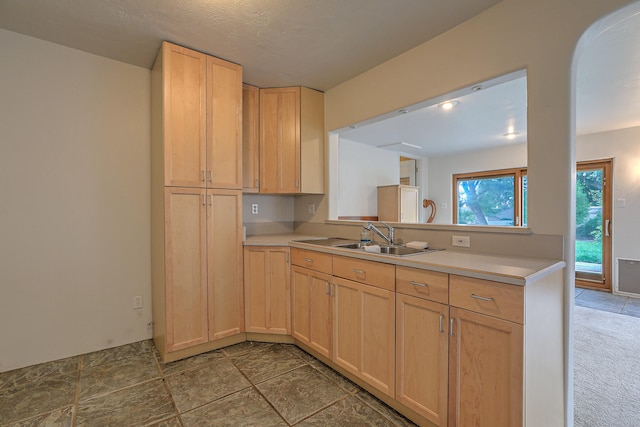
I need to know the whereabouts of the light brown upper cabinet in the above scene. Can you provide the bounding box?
[259,87,325,194]
[242,84,260,192]
[158,42,242,189]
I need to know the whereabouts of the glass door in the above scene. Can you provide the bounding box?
[575,159,612,291]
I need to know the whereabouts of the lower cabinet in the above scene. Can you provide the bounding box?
[448,307,523,427]
[291,265,332,358]
[396,294,449,426]
[155,188,243,360]
[332,276,395,397]
[243,246,291,334]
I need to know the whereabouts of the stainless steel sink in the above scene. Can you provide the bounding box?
[295,238,443,257]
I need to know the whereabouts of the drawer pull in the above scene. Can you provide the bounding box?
[304,258,313,263]
[471,294,494,302]
[410,281,428,287]
[353,269,365,275]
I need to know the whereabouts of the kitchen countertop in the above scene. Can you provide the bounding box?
[244,233,566,286]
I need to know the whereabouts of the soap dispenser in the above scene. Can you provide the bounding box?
[360,228,372,246]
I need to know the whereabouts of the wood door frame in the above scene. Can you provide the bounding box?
[575,158,613,292]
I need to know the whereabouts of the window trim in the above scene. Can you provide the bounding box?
[452,167,527,226]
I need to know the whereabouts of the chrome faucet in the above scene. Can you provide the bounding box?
[365,222,395,245]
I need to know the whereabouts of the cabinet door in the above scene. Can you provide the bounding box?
[396,294,448,426]
[244,247,291,334]
[291,266,331,357]
[242,84,260,192]
[162,43,207,188]
[207,189,243,340]
[164,187,208,351]
[448,307,523,427]
[333,277,395,397]
[400,186,419,222]
[207,56,242,189]
[259,87,300,193]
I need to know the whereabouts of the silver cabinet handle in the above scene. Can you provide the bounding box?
[304,257,313,263]
[295,179,299,188]
[439,314,444,333]
[471,294,494,302]
[605,219,611,237]
[209,194,213,206]
[201,194,206,205]
[330,284,335,297]
[201,170,205,182]
[449,318,454,337]
[209,170,213,183]
[325,282,329,294]
[353,269,365,275]
[410,281,428,287]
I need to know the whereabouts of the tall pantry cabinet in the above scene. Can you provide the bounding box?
[151,41,244,363]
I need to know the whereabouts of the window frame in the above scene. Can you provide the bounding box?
[452,167,527,226]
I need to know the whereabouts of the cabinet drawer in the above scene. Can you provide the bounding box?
[291,248,332,274]
[396,266,448,304]
[333,256,395,291]
[450,275,524,324]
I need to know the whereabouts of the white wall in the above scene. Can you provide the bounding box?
[577,126,640,291]
[427,143,527,223]
[0,29,151,372]
[337,138,399,218]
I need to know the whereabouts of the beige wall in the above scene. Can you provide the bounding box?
[322,1,638,424]
[0,29,151,371]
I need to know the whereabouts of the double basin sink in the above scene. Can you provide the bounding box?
[295,237,443,257]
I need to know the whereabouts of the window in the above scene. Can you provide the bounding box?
[453,168,527,226]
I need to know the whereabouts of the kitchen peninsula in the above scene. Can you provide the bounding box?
[243,233,565,427]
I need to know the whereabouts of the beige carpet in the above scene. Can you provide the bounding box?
[574,305,640,426]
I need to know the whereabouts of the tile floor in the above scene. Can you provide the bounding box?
[0,340,416,426]
[575,288,640,318]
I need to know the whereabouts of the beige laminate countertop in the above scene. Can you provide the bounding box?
[244,233,565,286]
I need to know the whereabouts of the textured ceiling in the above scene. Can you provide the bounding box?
[1,0,639,155]
[0,0,502,91]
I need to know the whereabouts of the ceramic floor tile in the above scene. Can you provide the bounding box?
[621,297,640,318]
[79,352,161,401]
[256,365,348,425]
[297,395,396,426]
[75,379,176,426]
[283,344,318,364]
[221,340,275,357]
[147,416,183,427]
[355,392,418,427]
[0,357,79,391]
[575,289,627,313]
[310,360,361,394]
[165,358,250,413]
[181,387,287,427]
[7,405,73,427]
[82,340,152,368]
[0,372,77,425]
[160,349,225,377]
[230,343,307,384]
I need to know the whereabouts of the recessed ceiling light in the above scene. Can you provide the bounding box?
[503,132,520,140]
[349,125,358,129]
[398,109,409,114]
[439,100,459,110]
[472,85,482,92]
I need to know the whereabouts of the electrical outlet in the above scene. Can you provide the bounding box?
[307,203,316,214]
[133,295,143,309]
[251,203,259,214]
[452,235,471,247]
